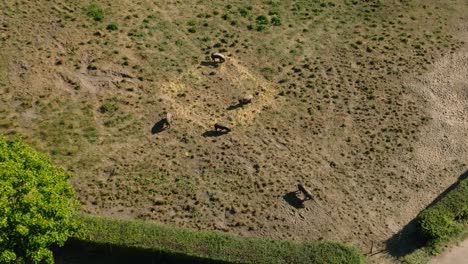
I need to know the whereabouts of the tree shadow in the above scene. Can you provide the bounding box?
[202,130,228,137]
[200,61,219,68]
[385,169,468,257]
[283,191,305,209]
[226,103,243,111]
[54,239,230,264]
[151,119,167,134]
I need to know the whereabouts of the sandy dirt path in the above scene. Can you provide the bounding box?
[428,239,468,264]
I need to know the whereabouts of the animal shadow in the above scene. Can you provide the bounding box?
[283,192,305,209]
[226,103,243,111]
[151,119,167,134]
[200,61,219,68]
[202,130,228,137]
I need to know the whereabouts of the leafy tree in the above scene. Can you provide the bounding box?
[0,137,79,263]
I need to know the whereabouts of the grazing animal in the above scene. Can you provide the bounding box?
[164,112,172,128]
[238,94,253,105]
[214,122,231,132]
[211,52,226,63]
[297,184,313,201]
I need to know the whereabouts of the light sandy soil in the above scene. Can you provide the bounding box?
[370,16,468,264]
[400,16,468,231]
[429,239,468,264]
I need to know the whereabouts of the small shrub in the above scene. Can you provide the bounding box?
[256,15,269,25]
[271,16,282,26]
[238,7,249,17]
[106,23,118,31]
[175,39,184,46]
[416,177,468,245]
[256,24,267,31]
[419,209,461,241]
[265,0,280,6]
[188,27,197,33]
[85,4,104,22]
[256,15,269,31]
[269,10,280,15]
[99,101,118,114]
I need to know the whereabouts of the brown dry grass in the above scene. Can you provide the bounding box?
[1,0,467,262]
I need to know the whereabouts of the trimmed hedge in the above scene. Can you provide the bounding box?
[75,214,365,264]
[417,177,468,243]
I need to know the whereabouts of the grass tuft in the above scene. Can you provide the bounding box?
[85,4,104,22]
[106,23,118,31]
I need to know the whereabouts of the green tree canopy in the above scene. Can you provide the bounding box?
[0,137,79,263]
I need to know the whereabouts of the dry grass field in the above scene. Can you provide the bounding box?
[1,0,467,262]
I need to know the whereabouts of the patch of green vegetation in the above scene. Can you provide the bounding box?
[418,177,468,243]
[419,209,463,242]
[2,6,13,17]
[0,136,79,263]
[175,39,184,47]
[221,13,230,20]
[34,101,98,160]
[0,54,8,88]
[265,0,281,7]
[186,20,198,33]
[400,248,432,264]
[269,10,280,16]
[271,16,282,26]
[103,113,133,127]
[238,7,250,17]
[99,101,118,114]
[188,27,197,33]
[261,66,275,80]
[106,23,118,31]
[76,214,365,264]
[255,15,269,31]
[127,29,145,39]
[402,174,468,263]
[85,4,104,22]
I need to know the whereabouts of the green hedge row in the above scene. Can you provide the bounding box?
[418,176,468,243]
[74,214,365,264]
